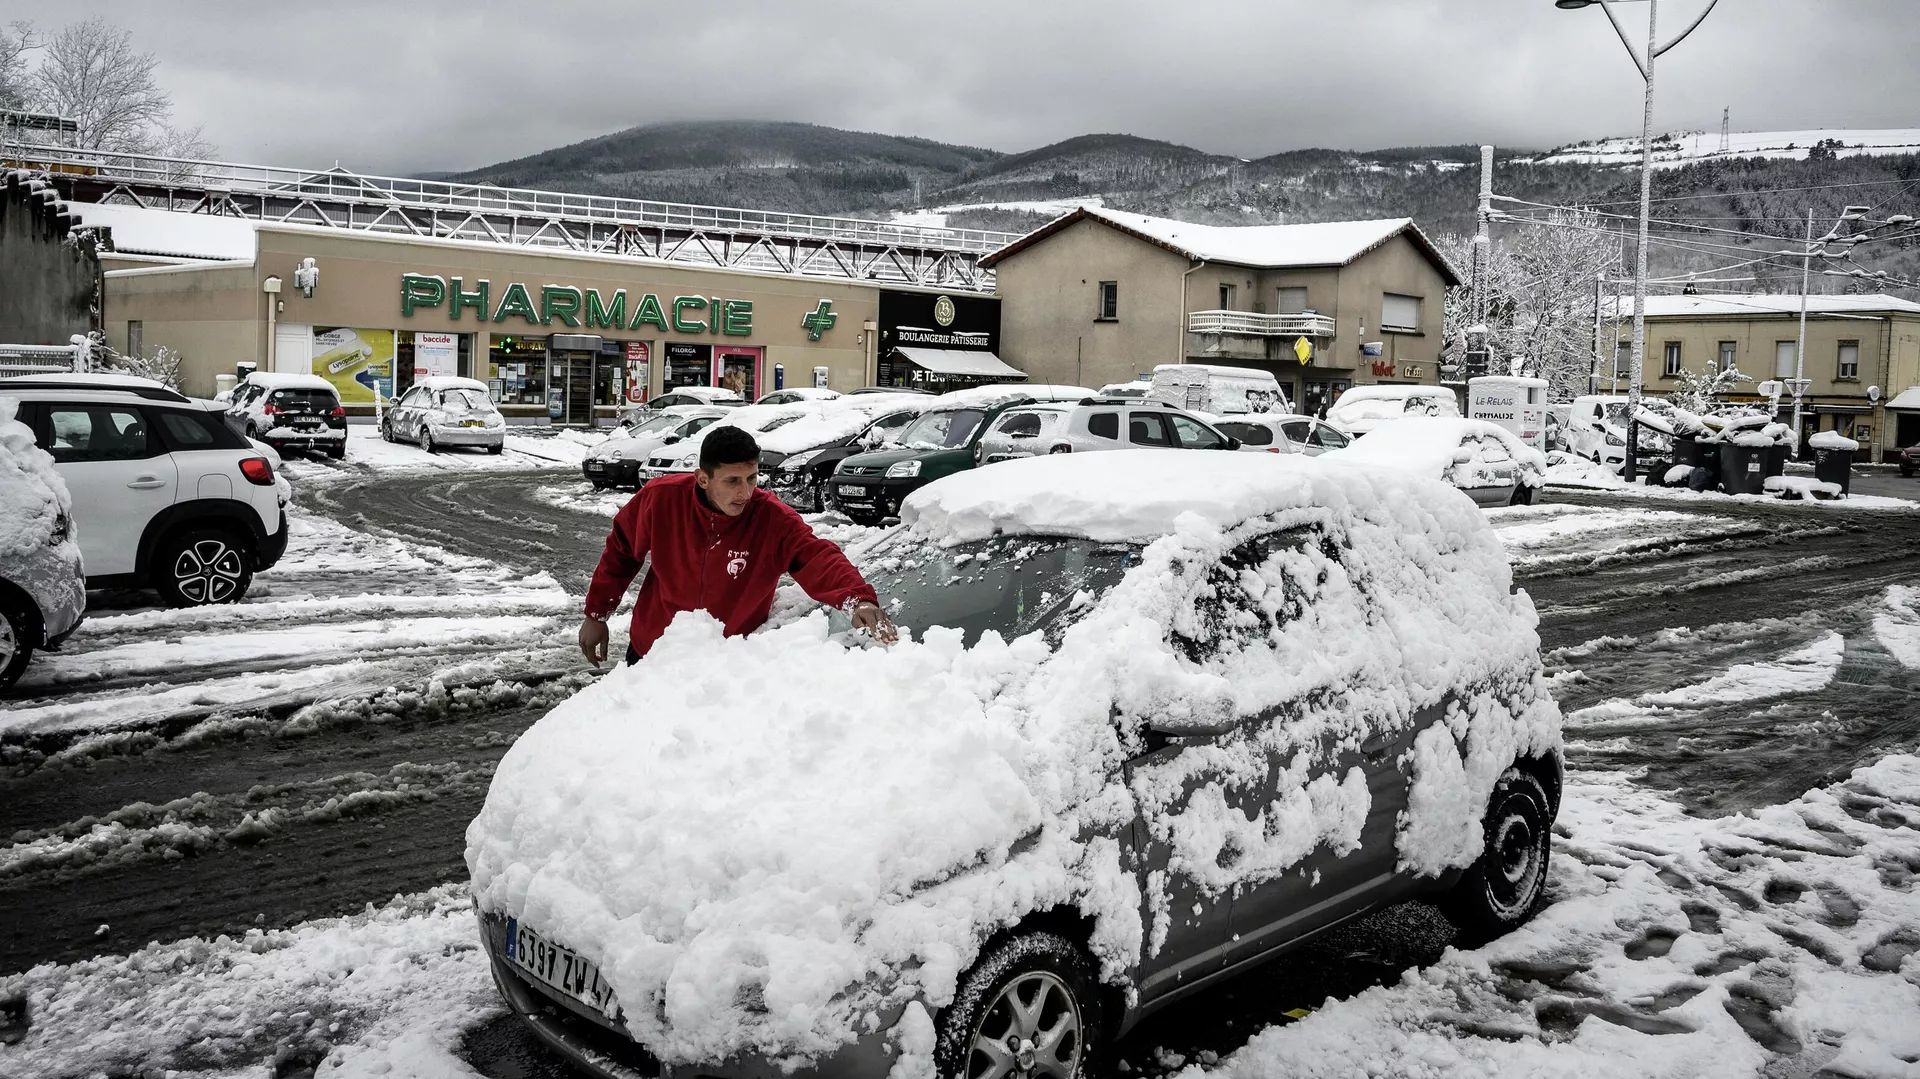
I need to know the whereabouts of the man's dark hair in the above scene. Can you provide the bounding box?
[699,425,761,472]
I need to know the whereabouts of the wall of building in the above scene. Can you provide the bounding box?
[0,171,103,346]
[992,217,1192,389]
[102,262,258,396]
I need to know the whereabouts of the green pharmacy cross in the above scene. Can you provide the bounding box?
[801,300,838,341]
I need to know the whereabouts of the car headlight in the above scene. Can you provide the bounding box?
[885,459,921,478]
[782,449,821,470]
[1605,431,1625,447]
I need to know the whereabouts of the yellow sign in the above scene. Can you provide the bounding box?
[313,327,395,405]
[1293,336,1313,365]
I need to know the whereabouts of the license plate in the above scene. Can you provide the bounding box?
[462,419,484,427]
[506,917,620,1019]
[839,485,868,497]
[294,418,321,429]
[586,461,604,471]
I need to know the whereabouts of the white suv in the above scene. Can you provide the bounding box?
[5,379,289,607]
[977,398,1238,461]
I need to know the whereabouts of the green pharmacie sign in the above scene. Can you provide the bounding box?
[400,274,753,336]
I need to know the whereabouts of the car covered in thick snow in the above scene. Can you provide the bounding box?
[1324,384,1460,437]
[0,395,85,689]
[620,387,746,425]
[1326,416,1548,506]
[224,372,348,458]
[1213,413,1352,456]
[975,398,1237,462]
[637,404,819,484]
[582,406,730,490]
[466,450,1564,1079]
[383,375,507,454]
[761,395,934,512]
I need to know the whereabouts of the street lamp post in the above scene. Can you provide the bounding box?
[1556,0,1719,481]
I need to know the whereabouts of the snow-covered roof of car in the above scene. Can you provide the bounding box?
[243,373,336,392]
[902,446,1480,544]
[1325,417,1546,484]
[667,386,747,403]
[927,384,1098,411]
[412,375,490,393]
[760,387,841,402]
[1334,384,1457,404]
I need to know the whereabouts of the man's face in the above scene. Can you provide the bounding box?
[697,460,759,515]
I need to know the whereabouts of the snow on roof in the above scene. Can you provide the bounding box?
[984,206,1462,283]
[669,386,746,403]
[0,395,71,557]
[1324,416,1546,485]
[243,372,335,391]
[892,347,1025,379]
[1327,386,1461,434]
[3,372,170,391]
[1607,293,1920,319]
[413,375,489,392]
[1886,387,1920,411]
[929,384,1097,411]
[68,202,256,260]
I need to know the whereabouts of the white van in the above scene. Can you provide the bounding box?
[1149,363,1291,415]
[1566,395,1634,469]
[1324,384,1460,436]
[1467,376,1549,452]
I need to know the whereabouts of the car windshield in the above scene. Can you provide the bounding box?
[1602,403,1632,427]
[630,413,682,436]
[862,534,1140,648]
[898,408,985,450]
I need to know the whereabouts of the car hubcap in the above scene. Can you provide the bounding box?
[0,615,17,668]
[1487,798,1544,917]
[968,971,1081,1079]
[173,539,245,604]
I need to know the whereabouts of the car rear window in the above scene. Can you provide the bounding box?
[1087,412,1119,440]
[268,388,337,410]
[1217,421,1271,446]
[996,412,1044,438]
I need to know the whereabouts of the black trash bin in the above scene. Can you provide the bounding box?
[1814,446,1854,496]
[1718,442,1772,495]
[1764,444,1789,479]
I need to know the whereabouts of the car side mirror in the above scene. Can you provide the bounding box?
[662,434,681,444]
[1143,691,1239,737]
[1222,437,1241,451]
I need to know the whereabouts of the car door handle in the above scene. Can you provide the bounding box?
[127,476,168,489]
[1361,733,1393,762]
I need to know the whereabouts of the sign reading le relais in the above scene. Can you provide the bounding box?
[399,273,755,337]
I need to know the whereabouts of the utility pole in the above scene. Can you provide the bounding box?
[1591,271,1605,396]
[1720,106,1730,153]
[1792,205,1813,459]
[1468,144,1494,381]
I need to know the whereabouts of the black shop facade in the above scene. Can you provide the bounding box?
[874,289,1015,392]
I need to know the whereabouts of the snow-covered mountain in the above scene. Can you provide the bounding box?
[1521,128,1920,168]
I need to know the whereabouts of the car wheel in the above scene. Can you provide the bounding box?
[381,420,394,443]
[591,480,611,490]
[934,931,1102,1079]
[154,527,255,607]
[1903,465,1914,478]
[1509,485,1535,506]
[846,511,882,527]
[0,598,32,690]
[1439,767,1553,946]
[327,442,346,460]
[486,443,503,456]
[421,429,437,454]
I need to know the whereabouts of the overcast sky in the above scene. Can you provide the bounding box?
[11,0,1915,174]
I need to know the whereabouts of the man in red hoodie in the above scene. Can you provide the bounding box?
[579,424,897,665]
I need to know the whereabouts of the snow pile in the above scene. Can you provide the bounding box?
[1763,475,1844,501]
[1325,417,1546,491]
[0,394,85,625]
[468,449,1559,1069]
[1808,430,1860,453]
[1874,585,1920,670]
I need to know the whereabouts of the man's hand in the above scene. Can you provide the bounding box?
[850,600,899,645]
[578,617,610,667]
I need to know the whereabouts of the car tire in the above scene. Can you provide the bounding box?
[153,527,255,607]
[486,443,503,456]
[327,442,346,460]
[1509,485,1535,506]
[846,511,882,527]
[1903,465,1914,478]
[591,480,611,490]
[1439,767,1553,947]
[0,597,33,690]
[421,429,437,454]
[934,931,1103,1079]
[381,421,394,443]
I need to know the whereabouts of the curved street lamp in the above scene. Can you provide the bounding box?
[1556,0,1720,481]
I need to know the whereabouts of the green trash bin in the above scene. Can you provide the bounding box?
[1718,443,1771,495]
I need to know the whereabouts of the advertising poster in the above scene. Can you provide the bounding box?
[414,331,458,379]
[625,341,650,403]
[314,327,395,403]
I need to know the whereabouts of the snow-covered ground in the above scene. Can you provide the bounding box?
[1520,127,1920,167]
[1543,454,1919,510]
[275,425,605,482]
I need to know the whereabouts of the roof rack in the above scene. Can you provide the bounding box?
[0,378,191,402]
[1078,395,1177,407]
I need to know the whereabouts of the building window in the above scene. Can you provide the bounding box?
[1218,283,1236,310]
[1663,341,1683,377]
[1614,342,1632,380]
[1276,287,1308,314]
[126,320,143,360]
[1717,340,1736,372]
[1096,281,1118,321]
[1837,340,1860,380]
[1775,341,1798,379]
[1382,293,1422,333]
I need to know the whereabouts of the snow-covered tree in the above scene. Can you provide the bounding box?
[28,17,172,153]
[0,22,32,111]
[1665,363,1752,413]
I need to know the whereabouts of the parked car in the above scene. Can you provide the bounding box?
[1324,385,1461,437]
[846,386,934,396]
[755,387,841,406]
[977,398,1237,462]
[1214,414,1352,456]
[466,449,1564,1079]
[6,381,288,607]
[1148,363,1290,414]
[1564,394,1634,470]
[1097,381,1152,399]
[582,406,731,490]
[1901,442,1920,477]
[638,404,820,484]
[624,387,746,420]
[828,384,1096,524]
[383,376,507,454]
[762,397,934,511]
[1327,416,1547,506]
[0,395,86,689]
[225,372,347,458]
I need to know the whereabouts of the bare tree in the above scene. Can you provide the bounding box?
[0,21,33,111]
[29,17,171,153]
[1443,211,1621,401]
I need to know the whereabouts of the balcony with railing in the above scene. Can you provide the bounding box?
[1187,309,1337,337]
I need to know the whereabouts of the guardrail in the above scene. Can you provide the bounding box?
[1187,309,1337,337]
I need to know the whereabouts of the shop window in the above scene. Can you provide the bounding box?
[1382,293,1422,333]
[1096,281,1118,321]
[1837,340,1860,380]
[490,334,548,407]
[664,343,712,389]
[1662,341,1683,377]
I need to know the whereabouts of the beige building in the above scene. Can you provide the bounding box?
[981,207,1462,416]
[1609,294,1920,462]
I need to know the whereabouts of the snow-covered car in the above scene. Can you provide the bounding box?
[637,404,818,484]
[762,396,933,512]
[466,450,1563,1079]
[582,406,730,490]
[383,376,506,454]
[1148,363,1290,414]
[1097,381,1152,399]
[829,384,1098,525]
[755,387,841,406]
[6,381,288,606]
[1900,441,1920,478]
[976,398,1236,462]
[620,387,746,425]
[1325,384,1460,437]
[1213,414,1352,455]
[1327,416,1548,506]
[1565,394,1633,469]
[224,373,347,458]
[846,386,934,396]
[0,395,86,689]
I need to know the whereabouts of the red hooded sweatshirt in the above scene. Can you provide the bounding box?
[584,472,878,658]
